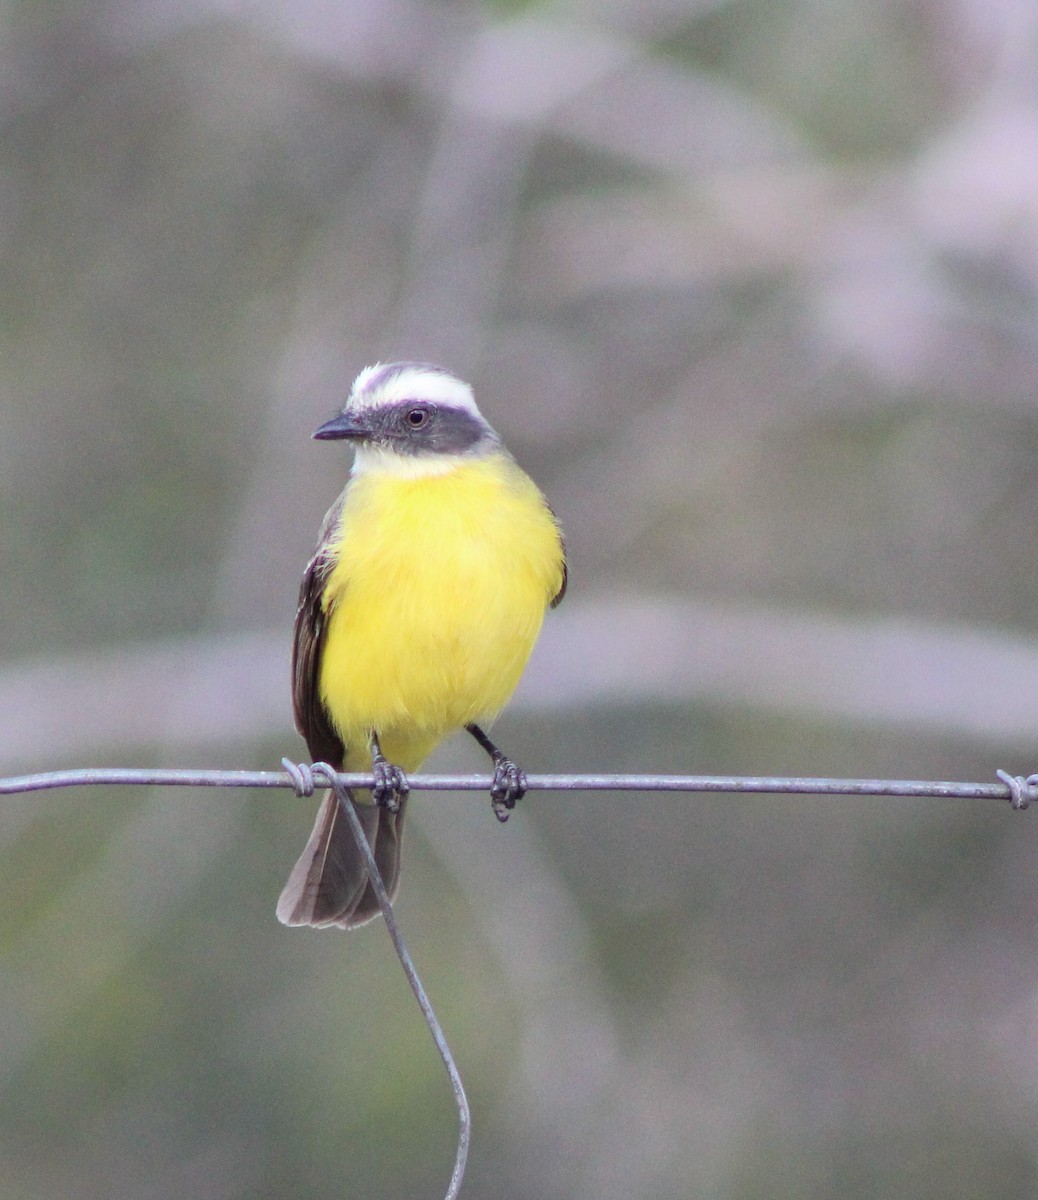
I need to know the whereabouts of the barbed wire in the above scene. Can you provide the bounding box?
[3,757,1035,1200]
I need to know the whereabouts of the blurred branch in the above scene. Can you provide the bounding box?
[5,599,1038,773]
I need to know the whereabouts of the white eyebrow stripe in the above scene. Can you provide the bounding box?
[349,363,482,419]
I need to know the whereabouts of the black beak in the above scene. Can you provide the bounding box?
[312,411,369,441]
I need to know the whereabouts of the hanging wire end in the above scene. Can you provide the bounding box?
[286,758,470,1200]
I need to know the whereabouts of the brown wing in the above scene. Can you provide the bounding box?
[292,496,346,768]
[549,508,568,609]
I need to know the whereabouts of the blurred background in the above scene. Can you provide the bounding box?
[3,1,1038,1196]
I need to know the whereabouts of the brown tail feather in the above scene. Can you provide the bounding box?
[276,789,406,930]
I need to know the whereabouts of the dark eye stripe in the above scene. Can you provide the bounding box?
[369,401,494,455]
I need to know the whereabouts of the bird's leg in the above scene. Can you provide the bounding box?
[369,731,408,812]
[465,724,526,823]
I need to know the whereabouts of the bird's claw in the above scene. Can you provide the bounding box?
[490,756,526,823]
[371,756,408,812]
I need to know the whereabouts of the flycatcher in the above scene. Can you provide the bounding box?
[277,362,567,929]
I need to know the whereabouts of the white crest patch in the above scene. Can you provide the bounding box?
[349,363,482,420]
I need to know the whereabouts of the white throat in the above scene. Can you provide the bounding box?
[349,443,477,479]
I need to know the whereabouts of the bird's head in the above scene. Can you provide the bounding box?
[313,362,500,475]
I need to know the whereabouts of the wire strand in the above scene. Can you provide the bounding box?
[304,763,470,1200]
[3,755,1034,1200]
[0,765,1034,805]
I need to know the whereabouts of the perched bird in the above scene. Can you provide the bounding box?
[277,362,567,929]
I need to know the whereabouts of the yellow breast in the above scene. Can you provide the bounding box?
[318,452,564,770]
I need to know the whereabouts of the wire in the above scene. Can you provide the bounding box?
[3,756,1034,1200]
[303,763,470,1200]
[1,765,1035,805]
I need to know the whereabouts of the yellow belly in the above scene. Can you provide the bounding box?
[318,453,564,772]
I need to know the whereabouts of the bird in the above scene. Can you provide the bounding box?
[277,362,567,929]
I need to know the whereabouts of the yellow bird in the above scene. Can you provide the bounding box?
[277,362,567,929]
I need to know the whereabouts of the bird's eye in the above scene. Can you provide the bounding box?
[405,407,428,428]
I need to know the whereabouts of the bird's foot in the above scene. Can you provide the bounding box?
[490,755,526,823]
[370,737,408,812]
